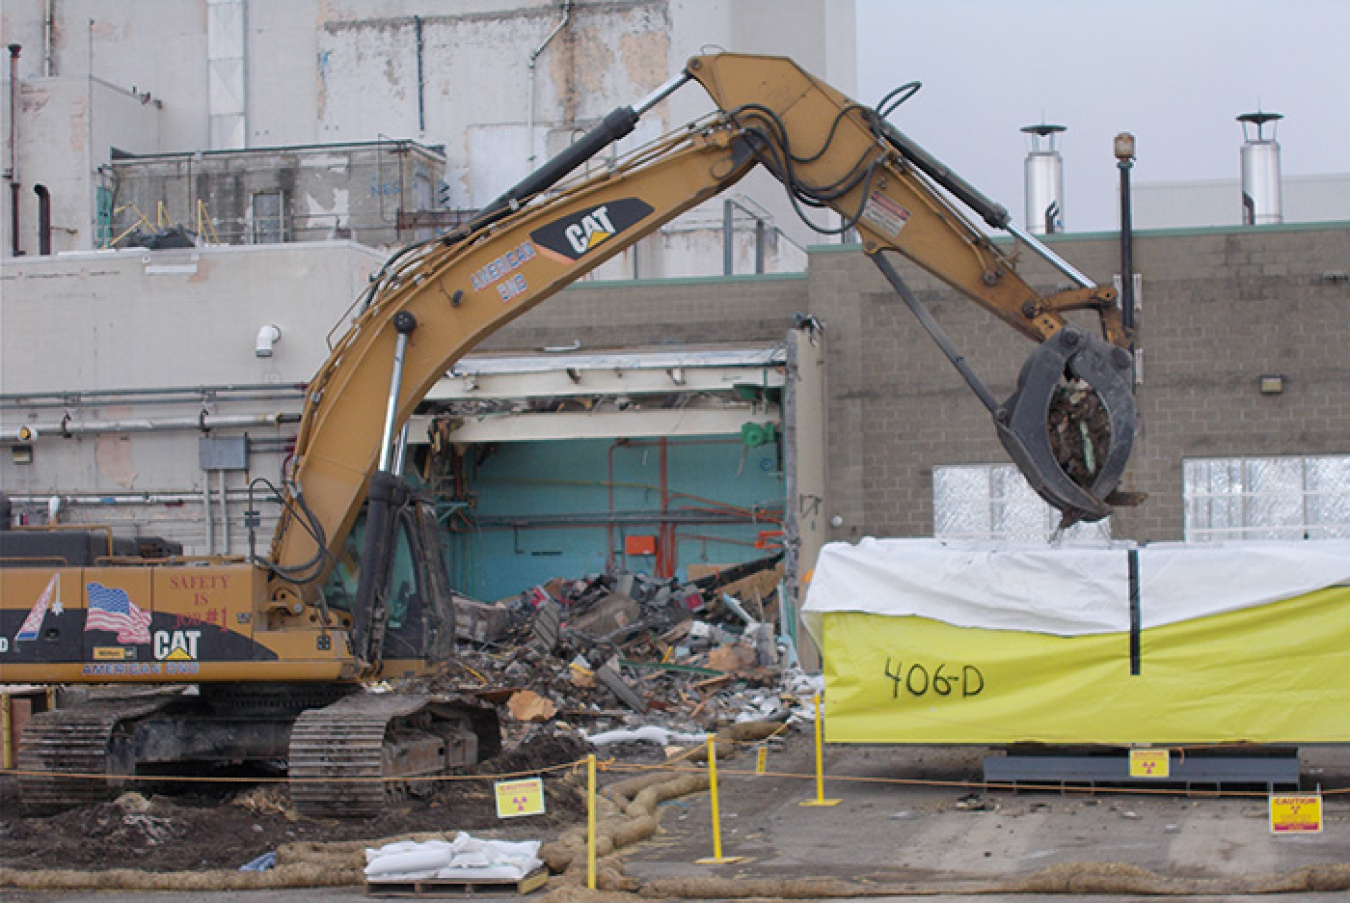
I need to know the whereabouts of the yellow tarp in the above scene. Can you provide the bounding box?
[822,586,1350,745]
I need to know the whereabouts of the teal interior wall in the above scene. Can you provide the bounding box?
[446,436,784,601]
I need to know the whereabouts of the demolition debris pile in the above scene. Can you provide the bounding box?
[440,553,814,747]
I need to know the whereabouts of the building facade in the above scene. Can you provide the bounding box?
[1,0,856,273]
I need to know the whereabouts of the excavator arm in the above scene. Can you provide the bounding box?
[266,52,1138,614]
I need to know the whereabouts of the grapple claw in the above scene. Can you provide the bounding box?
[995,327,1137,523]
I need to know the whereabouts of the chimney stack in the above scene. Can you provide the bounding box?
[1237,111,1283,225]
[1021,123,1066,235]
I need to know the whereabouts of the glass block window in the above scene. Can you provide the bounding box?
[934,464,1111,542]
[1184,456,1350,541]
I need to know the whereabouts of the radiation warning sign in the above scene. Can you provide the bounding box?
[494,777,546,819]
[1270,793,1322,834]
[1128,748,1170,778]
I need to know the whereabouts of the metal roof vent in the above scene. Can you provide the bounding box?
[1021,123,1066,234]
[1238,111,1283,225]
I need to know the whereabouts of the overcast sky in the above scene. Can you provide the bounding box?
[855,0,1350,232]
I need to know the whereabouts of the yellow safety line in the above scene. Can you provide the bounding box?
[7,752,1344,798]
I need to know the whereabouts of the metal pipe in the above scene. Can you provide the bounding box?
[1119,161,1135,342]
[33,183,50,255]
[203,480,214,555]
[218,470,230,553]
[723,199,734,275]
[414,15,425,134]
[7,490,258,507]
[755,217,766,274]
[526,0,574,169]
[5,411,299,438]
[42,0,53,76]
[1,382,306,408]
[8,44,22,258]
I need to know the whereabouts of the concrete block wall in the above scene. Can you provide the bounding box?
[1122,224,1350,540]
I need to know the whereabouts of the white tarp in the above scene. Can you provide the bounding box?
[803,538,1350,638]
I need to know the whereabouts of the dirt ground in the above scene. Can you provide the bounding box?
[7,722,1350,899]
[0,731,593,873]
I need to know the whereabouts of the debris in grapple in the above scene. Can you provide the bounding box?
[1048,378,1111,491]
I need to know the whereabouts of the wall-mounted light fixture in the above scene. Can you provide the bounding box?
[1259,374,1284,395]
[255,324,282,358]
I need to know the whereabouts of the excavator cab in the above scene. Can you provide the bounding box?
[335,472,458,673]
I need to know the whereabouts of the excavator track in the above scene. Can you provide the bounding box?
[288,691,500,819]
[16,694,180,813]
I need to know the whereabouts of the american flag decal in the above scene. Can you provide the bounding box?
[85,582,152,645]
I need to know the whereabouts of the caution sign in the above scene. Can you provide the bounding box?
[1270,793,1322,834]
[494,777,546,819]
[1128,748,1170,778]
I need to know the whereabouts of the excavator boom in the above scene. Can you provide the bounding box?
[268,53,1136,599]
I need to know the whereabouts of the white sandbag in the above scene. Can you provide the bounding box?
[363,840,453,877]
[364,832,542,882]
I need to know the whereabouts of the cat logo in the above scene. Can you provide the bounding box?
[566,208,615,254]
[154,629,202,662]
[531,198,654,264]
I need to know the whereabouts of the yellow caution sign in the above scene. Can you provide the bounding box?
[494,777,546,819]
[1270,793,1322,834]
[1129,748,1170,778]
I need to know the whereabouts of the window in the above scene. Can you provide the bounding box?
[933,463,1110,542]
[1184,456,1350,541]
[251,190,285,244]
[96,186,114,248]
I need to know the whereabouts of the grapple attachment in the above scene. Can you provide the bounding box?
[996,327,1137,524]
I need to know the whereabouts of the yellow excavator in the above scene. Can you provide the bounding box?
[0,54,1137,816]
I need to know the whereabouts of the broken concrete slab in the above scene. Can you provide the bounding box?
[596,658,647,713]
[454,595,512,644]
[530,599,562,652]
[566,592,641,637]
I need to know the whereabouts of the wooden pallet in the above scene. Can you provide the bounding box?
[366,867,548,897]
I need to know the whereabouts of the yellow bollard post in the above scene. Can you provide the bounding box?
[587,753,597,889]
[800,694,841,807]
[695,734,745,864]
